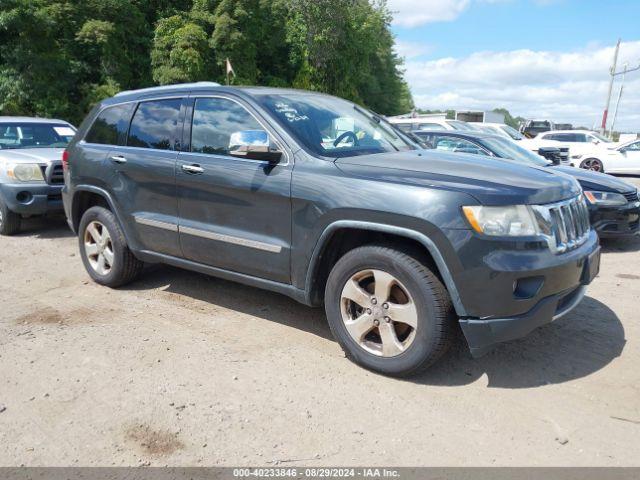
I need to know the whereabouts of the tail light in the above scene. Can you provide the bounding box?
[62,150,69,172]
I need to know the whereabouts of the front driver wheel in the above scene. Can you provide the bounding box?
[580,158,604,173]
[0,197,21,236]
[78,206,143,287]
[325,245,454,377]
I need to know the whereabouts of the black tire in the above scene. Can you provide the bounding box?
[580,158,604,173]
[324,245,455,377]
[0,197,21,236]
[78,206,143,287]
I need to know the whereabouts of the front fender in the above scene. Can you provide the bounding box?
[303,219,467,316]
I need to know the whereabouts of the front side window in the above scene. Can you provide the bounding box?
[589,132,612,143]
[0,123,76,149]
[85,104,134,146]
[257,93,414,158]
[191,98,265,156]
[127,99,182,150]
[624,141,640,151]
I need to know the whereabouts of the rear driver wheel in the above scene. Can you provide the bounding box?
[78,206,143,287]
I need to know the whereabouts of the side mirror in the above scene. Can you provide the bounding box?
[229,130,282,164]
[591,138,600,145]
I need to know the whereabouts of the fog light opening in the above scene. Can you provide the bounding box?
[16,191,33,204]
[513,276,545,300]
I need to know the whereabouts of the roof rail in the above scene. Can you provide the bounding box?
[115,81,221,97]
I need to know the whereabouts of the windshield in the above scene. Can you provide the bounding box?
[500,124,524,140]
[0,123,75,150]
[258,94,415,158]
[590,132,612,143]
[447,120,476,131]
[481,136,550,167]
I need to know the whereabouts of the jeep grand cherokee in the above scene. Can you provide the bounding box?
[62,83,601,376]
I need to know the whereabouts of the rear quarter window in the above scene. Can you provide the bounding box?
[85,104,135,145]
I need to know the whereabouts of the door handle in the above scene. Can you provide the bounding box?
[182,164,204,174]
[110,155,127,164]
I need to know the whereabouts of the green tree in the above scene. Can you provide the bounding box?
[493,108,525,129]
[1,0,414,123]
[151,15,212,85]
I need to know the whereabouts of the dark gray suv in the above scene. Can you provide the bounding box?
[62,82,601,376]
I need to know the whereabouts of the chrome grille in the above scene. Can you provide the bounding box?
[558,147,570,165]
[44,161,64,185]
[535,195,591,254]
[623,190,639,203]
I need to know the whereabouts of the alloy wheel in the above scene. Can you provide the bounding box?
[581,158,602,172]
[83,221,114,275]
[340,269,418,357]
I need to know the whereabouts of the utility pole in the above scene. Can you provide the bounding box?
[600,39,621,135]
[609,63,627,138]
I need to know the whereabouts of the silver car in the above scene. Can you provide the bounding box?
[0,117,76,235]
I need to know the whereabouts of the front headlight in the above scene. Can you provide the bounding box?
[7,163,45,182]
[584,191,627,206]
[462,205,539,236]
[571,154,583,160]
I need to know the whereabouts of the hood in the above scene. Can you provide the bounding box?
[0,148,64,165]
[335,150,582,206]
[550,165,637,193]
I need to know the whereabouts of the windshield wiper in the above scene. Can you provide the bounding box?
[353,105,402,151]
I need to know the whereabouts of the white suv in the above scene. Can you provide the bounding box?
[529,130,625,173]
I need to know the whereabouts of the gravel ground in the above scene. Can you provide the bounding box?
[1,176,639,467]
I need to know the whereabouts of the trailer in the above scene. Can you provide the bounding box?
[455,110,505,124]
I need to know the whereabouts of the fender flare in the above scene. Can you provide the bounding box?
[71,185,134,245]
[304,220,467,316]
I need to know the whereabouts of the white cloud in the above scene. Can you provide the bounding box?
[394,40,433,59]
[388,0,563,28]
[388,0,470,27]
[404,41,640,131]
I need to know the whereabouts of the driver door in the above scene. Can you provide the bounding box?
[176,96,293,283]
[619,141,640,174]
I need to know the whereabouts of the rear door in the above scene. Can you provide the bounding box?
[176,95,292,283]
[105,97,185,257]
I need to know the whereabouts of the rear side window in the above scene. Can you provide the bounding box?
[548,133,575,142]
[127,99,182,150]
[191,97,264,156]
[85,104,134,145]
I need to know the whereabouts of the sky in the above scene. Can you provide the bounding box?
[389,0,640,132]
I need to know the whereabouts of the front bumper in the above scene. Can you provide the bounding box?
[590,201,640,238]
[0,182,64,215]
[446,229,600,356]
[460,284,588,357]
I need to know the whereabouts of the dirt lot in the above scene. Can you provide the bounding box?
[1,177,640,467]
